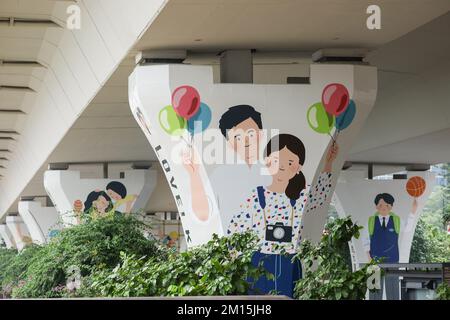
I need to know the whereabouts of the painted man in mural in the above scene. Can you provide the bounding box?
[365,193,418,300]
[182,105,272,226]
[106,181,137,214]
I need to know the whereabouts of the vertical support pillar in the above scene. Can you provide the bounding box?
[220,50,253,83]
[0,224,16,249]
[18,200,60,244]
[129,63,377,248]
[6,215,31,251]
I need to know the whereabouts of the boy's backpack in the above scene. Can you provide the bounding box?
[368,213,400,236]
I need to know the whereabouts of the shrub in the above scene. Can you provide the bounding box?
[1,244,42,296]
[89,232,268,297]
[12,214,161,298]
[436,282,450,300]
[293,217,378,300]
[0,247,18,297]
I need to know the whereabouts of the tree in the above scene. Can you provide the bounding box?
[441,163,450,225]
[410,164,450,263]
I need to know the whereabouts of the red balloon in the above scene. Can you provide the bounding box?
[321,83,350,116]
[171,85,201,120]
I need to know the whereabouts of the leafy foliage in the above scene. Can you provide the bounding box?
[11,214,161,298]
[89,232,268,297]
[436,282,450,300]
[1,244,42,296]
[410,184,450,263]
[440,163,450,225]
[0,247,18,297]
[293,217,378,300]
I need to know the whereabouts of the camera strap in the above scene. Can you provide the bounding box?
[256,186,296,228]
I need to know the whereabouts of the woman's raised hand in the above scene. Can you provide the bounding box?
[326,142,339,163]
[324,142,339,172]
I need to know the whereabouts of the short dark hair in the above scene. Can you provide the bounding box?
[374,193,395,206]
[218,105,262,138]
[106,181,127,199]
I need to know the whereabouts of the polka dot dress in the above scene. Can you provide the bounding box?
[227,172,333,254]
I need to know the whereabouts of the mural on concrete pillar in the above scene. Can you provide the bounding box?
[72,181,137,222]
[334,172,435,267]
[44,170,157,226]
[0,224,16,249]
[6,216,32,251]
[18,201,62,244]
[129,64,377,249]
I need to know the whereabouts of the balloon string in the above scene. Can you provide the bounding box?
[180,136,190,146]
[328,132,336,143]
[334,129,340,142]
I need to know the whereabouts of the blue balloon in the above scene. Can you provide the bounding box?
[188,102,212,134]
[335,100,356,131]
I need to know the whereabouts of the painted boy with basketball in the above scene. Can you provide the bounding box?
[364,192,418,300]
[364,193,418,263]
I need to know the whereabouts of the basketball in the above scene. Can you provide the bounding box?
[406,176,426,197]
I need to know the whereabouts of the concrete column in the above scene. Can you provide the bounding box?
[44,169,157,225]
[333,171,436,268]
[129,63,377,248]
[18,200,60,244]
[6,215,31,251]
[220,50,253,83]
[0,224,16,249]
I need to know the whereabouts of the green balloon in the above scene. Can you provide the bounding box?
[307,102,335,134]
[159,105,186,135]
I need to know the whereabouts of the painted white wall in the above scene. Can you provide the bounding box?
[129,63,377,248]
[333,171,435,268]
[18,201,60,244]
[6,215,31,251]
[0,0,168,219]
[0,224,16,249]
[44,169,157,225]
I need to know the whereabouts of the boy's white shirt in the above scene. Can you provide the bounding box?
[210,162,272,233]
[362,212,416,252]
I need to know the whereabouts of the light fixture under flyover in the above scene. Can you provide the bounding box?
[0,109,25,115]
[0,85,35,93]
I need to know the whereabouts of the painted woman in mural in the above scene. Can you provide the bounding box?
[226,134,338,297]
[227,134,338,254]
[73,191,114,223]
[83,191,114,217]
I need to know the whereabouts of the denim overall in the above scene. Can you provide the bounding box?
[370,216,399,263]
[248,186,302,298]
